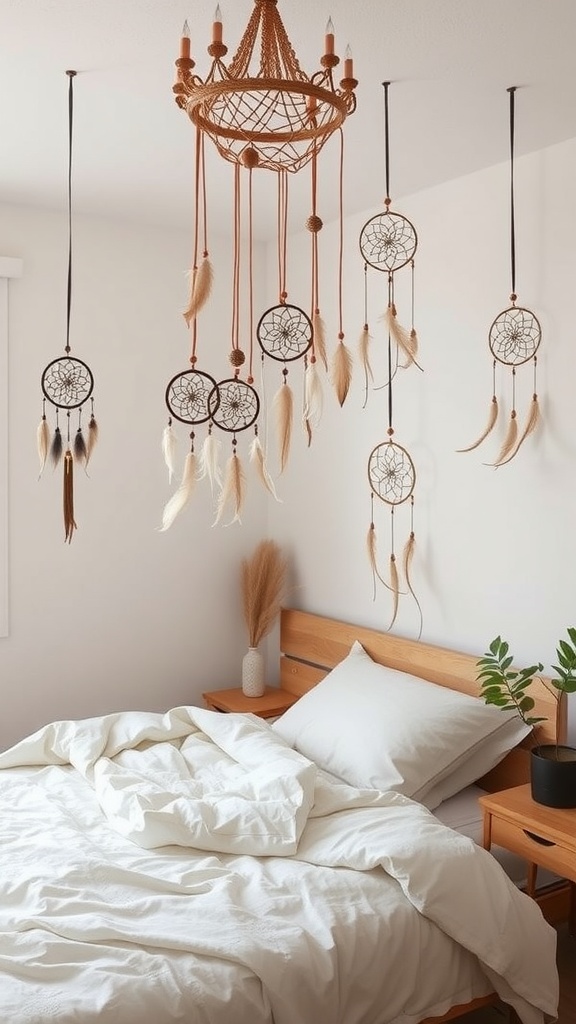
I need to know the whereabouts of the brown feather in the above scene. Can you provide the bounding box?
[497,394,540,466]
[366,522,394,595]
[489,410,519,467]
[359,325,373,408]
[456,397,498,453]
[63,449,76,544]
[86,414,99,465]
[312,312,328,371]
[183,256,214,326]
[50,426,63,468]
[387,553,399,632]
[383,307,423,371]
[403,531,423,640]
[332,341,353,407]
[274,382,293,473]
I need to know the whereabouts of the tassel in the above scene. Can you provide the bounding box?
[159,451,197,531]
[86,414,98,465]
[198,431,222,494]
[37,416,50,477]
[403,531,423,640]
[213,451,244,526]
[183,256,213,326]
[302,361,323,436]
[332,339,353,407]
[383,305,423,371]
[457,396,499,453]
[250,436,281,502]
[312,311,328,371]
[73,427,87,465]
[50,426,63,468]
[489,409,518,467]
[497,394,540,467]
[387,553,400,632]
[162,422,178,484]
[63,449,76,543]
[274,380,293,473]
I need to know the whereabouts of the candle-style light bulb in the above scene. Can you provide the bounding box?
[325,16,335,55]
[344,43,353,79]
[180,19,191,59]
[213,5,223,44]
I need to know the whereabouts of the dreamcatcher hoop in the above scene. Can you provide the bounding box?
[368,440,416,506]
[359,211,418,273]
[41,356,94,410]
[165,368,219,424]
[488,306,542,366]
[209,377,260,432]
[256,303,313,362]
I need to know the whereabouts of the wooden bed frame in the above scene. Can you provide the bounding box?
[278,608,566,1024]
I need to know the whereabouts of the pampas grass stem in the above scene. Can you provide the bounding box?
[241,540,287,648]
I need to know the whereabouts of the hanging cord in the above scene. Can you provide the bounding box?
[508,86,517,302]
[277,169,288,303]
[337,128,345,338]
[387,276,393,435]
[65,70,76,356]
[383,81,391,207]
[231,163,241,367]
[190,126,202,361]
[247,166,254,382]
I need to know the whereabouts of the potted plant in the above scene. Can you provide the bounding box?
[477,628,576,808]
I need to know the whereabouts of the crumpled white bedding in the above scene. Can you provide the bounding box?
[0,706,559,1024]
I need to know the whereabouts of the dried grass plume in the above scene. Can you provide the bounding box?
[241,539,288,648]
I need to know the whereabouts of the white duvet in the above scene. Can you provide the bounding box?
[0,706,559,1024]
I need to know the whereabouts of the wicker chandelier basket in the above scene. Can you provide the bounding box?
[172,0,358,173]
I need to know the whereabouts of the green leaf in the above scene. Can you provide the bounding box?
[518,695,535,712]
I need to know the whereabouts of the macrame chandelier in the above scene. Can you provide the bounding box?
[458,86,541,466]
[358,81,421,407]
[38,71,98,543]
[161,0,358,529]
[363,82,422,637]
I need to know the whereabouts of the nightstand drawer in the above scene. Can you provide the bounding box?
[491,816,576,880]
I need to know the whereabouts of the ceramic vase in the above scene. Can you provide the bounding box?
[241,647,265,698]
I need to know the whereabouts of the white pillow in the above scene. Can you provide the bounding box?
[272,641,530,810]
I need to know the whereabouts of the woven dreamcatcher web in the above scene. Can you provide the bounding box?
[38,71,98,543]
[358,82,421,406]
[458,87,542,466]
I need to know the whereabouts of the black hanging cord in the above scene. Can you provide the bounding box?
[65,70,76,355]
[508,85,517,299]
[382,81,391,203]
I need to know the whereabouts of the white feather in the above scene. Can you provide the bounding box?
[213,453,244,526]
[161,423,178,483]
[159,451,197,531]
[250,436,281,502]
[302,361,323,430]
[197,431,222,494]
[37,417,50,478]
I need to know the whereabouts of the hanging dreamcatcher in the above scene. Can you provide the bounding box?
[38,71,98,544]
[366,340,423,638]
[458,87,541,466]
[358,82,421,405]
[161,142,276,530]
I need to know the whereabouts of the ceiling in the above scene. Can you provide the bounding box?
[1,0,575,242]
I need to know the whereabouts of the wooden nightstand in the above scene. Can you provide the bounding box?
[479,783,576,933]
[202,686,298,719]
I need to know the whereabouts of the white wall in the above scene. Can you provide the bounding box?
[0,203,268,750]
[267,137,576,744]
[2,136,575,752]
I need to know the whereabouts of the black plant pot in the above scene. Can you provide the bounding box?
[530,745,576,808]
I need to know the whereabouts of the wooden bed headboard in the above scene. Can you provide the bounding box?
[279,608,565,792]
